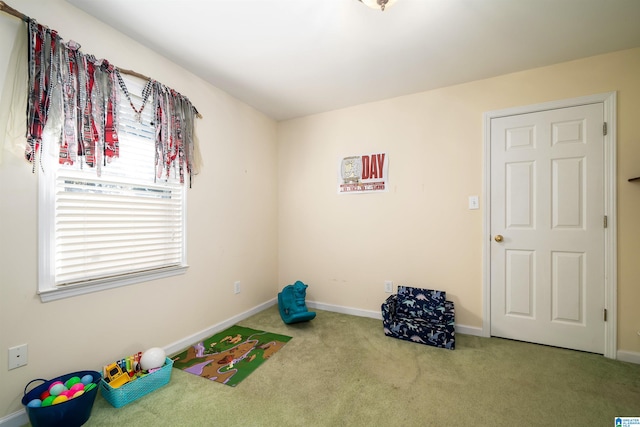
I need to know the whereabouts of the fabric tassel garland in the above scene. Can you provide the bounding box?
[152,81,196,185]
[22,16,198,184]
[25,20,59,168]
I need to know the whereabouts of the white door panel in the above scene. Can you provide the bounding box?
[490,103,605,354]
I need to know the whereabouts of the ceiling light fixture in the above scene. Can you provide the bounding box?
[359,0,398,11]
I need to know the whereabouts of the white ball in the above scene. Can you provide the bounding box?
[140,347,166,371]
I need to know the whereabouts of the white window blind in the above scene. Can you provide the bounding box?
[39,76,187,300]
[54,176,183,285]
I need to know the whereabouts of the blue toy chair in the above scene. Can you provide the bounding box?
[278,281,316,324]
[381,285,455,350]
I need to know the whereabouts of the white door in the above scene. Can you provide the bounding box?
[490,103,605,354]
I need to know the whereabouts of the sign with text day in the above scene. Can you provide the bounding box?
[338,152,388,194]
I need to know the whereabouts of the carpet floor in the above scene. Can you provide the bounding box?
[77,305,640,427]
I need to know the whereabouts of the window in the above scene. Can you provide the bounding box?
[38,76,187,302]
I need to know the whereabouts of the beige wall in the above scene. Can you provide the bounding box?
[1,0,639,420]
[278,48,640,351]
[0,0,278,417]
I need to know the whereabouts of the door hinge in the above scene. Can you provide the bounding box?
[604,215,608,228]
[603,122,608,136]
[604,308,607,322]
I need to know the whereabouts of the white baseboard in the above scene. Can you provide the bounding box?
[0,411,25,427]
[310,302,640,355]
[163,298,277,355]
[0,298,280,427]
[307,301,382,319]
[4,298,632,427]
[617,350,640,365]
[306,300,483,337]
[455,324,483,337]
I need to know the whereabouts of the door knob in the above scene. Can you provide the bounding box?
[494,234,504,242]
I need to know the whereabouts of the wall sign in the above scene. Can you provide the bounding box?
[338,152,388,194]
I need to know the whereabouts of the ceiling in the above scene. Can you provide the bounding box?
[65,0,640,121]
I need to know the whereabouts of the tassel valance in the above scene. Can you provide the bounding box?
[2,1,200,185]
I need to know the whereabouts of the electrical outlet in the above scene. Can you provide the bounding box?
[384,280,393,293]
[8,344,28,370]
[234,281,241,294]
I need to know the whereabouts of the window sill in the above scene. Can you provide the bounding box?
[38,265,188,303]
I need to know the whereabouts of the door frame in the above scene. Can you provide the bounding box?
[482,92,617,359]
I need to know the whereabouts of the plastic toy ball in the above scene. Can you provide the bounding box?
[69,383,84,394]
[140,347,166,371]
[49,383,66,396]
[84,383,96,392]
[48,381,63,391]
[40,390,50,400]
[65,376,81,388]
[59,390,73,398]
[81,374,94,385]
[52,395,68,405]
[41,396,55,407]
[72,390,85,398]
[27,399,41,408]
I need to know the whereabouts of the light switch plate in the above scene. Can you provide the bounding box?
[468,195,479,210]
[384,280,393,293]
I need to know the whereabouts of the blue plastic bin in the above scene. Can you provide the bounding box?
[21,370,100,427]
[100,357,173,408]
